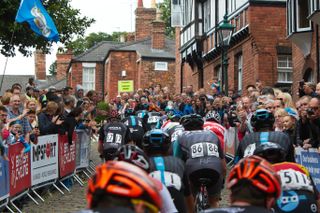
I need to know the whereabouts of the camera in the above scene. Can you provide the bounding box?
[307,108,315,115]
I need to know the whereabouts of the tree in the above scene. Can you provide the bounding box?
[0,0,94,57]
[158,0,175,38]
[66,31,128,56]
[48,61,57,75]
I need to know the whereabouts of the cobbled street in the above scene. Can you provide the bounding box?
[19,141,230,213]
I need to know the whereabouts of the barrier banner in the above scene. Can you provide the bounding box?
[225,127,238,157]
[31,134,59,186]
[0,154,9,201]
[9,143,31,197]
[295,148,320,191]
[58,134,76,178]
[75,130,90,169]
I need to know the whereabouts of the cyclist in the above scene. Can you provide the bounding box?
[147,111,162,130]
[173,114,226,209]
[204,155,281,213]
[272,162,319,213]
[114,144,178,213]
[162,111,184,144]
[122,110,147,148]
[203,110,226,151]
[98,110,132,161]
[86,161,162,213]
[142,129,191,213]
[235,109,295,163]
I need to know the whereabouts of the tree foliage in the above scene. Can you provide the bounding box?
[48,60,57,75]
[158,0,175,38]
[66,32,128,56]
[0,0,95,57]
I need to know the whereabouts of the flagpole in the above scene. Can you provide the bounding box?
[0,24,16,94]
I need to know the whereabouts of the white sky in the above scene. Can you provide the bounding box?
[0,0,162,76]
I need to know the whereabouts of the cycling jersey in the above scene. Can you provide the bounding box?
[121,115,146,147]
[235,131,295,163]
[99,121,131,160]
[272,162,319,213]
[149,156,190,213]
[147,112,162,130]
[174,130,225,197]
[203,206,272,213]
[161,121,184,143]
[203,121,226,152]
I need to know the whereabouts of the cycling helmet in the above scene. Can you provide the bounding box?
[115,144,150,172]
[180,114,204,130]
[124,108,135,117]
[142,129,171,152]
[87,161,162,212]
[253,142,286,164]
[205,111,221,123]
[228,155,281,198]
[250,109,275,130]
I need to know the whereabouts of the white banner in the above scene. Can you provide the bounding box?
[31,134,59,186]
[76,130,90,169]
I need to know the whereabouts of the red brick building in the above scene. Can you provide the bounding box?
[287,0,320,98]
[175,0,292,95]
[65,0,176,100]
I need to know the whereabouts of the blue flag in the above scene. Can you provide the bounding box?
[15,0,59,42]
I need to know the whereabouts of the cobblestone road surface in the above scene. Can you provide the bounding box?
[20,141,230,213]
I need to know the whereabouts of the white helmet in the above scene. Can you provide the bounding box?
[205,111,221,123]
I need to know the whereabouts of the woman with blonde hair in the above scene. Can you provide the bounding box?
[277,92,295,108]
[274,108,288,131]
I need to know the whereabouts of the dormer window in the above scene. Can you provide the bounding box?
[287,0,311,35]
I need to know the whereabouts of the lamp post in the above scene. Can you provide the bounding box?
[217,15,234,96]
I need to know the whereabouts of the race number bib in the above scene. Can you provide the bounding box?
[149,171,182,190]
[278,169,313,192]
[244,143,256,157]
[106,133,122,144]
[148,116,159,123]
[190,143,219,158]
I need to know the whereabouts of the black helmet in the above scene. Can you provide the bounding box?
[114,144,150,172]
[180,114,204,130]
[253,142,286,164]
[142,129,171,152]
[124,108,135,117]
[251,109,275,130]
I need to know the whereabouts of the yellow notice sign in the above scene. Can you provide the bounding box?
[118,80,134,92]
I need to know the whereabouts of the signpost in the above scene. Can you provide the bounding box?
[118,80,134,92]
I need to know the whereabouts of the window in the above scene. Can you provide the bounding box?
[297,0,309,29]
[203,1,211,32]
[277,55,293,83]
[82,63,96,92]
[183,0,192,25]
[236,54,243,92]
[155,62,168,71]
[214,65,222,81]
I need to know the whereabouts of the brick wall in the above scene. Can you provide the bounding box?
[177,3,290,95]
[56,52,72,81]
[34,50,46,80]
[135,7,156,41]
[152,20,165,50]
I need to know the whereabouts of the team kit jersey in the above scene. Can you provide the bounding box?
[203,121,227,151]
[121,115,145,146]
[149,155,190,213]
[235,131,295,163]
[272,162,319,213]
[99,121,131,159]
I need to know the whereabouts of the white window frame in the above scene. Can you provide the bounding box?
[203,1,211,32]
[296,0,311,31]
[277,55,293,83]
[214,65,222,82]
[154,62,168,71]
[82,63,96,92]
[237,54,243,92]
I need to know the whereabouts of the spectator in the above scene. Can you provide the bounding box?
[303,82,317,97]
[38,101,64,135]
[75,84,84,102]
[5,121,30,154]
[274,108,288,131]
[283,107,300,147]
[316,82,320,97]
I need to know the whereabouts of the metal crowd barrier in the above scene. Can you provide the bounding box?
[0,130,95,212]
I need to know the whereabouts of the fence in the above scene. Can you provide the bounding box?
[0,130,95,213]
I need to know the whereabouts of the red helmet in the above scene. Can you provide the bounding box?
[109,109,120,119]
[227,155,281,198]
[87,161,162,211]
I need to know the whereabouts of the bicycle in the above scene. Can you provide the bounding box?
[195,178,211,212]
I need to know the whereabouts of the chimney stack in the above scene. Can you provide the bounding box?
[34,50,46,80]
[56,49,73,81]
[151,8,165,50]
[135,0,157,41]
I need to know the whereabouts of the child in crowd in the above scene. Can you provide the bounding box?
[2,121,30,154]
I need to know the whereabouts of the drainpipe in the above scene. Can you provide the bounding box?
[316,25,320,82]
